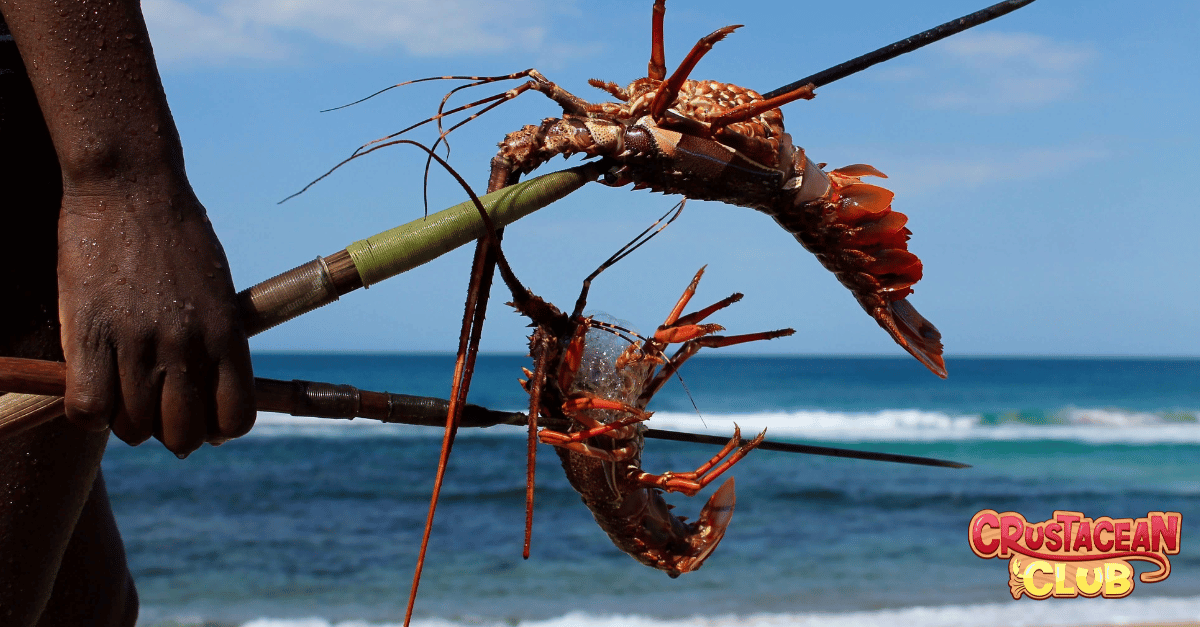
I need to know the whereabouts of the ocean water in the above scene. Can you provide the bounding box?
[103,354,1200,627]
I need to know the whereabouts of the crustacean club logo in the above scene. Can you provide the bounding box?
[969,510,1182,599]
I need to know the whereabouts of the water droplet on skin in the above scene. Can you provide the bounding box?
[150,123,159,133]
[213,261,224,269]
[108,264,118,273]
[116,277,126,285]
[97,200,106,212]
[140,287,147,294]
[175,452,189,460]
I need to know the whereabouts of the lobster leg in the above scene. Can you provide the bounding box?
[538,412,647,448]
[541,438,641,463]
[640,328,795,405]
[705,83,816,133]
[661,266,708,326]
[672,293,743,328]
[660,267,747,329]
[635,425,766,495]
[648,0,667,80]
[649,24,742,122]
[646,267,734,346]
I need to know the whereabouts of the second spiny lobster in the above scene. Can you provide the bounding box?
[506,239,794,576]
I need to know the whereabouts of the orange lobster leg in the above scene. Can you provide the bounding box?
[540,437,641,463]
[662,266,705,326]
[706,83,815,133]
[635,425,766,496]
[538,415,646,446]
[648,0,667,80]
[538,395,651,458]
[653,267,739,345]
[561,396,651,420]
[641,328,795,404]
[649,24,742,122]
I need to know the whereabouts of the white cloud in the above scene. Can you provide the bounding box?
[876,32,1096,111]
[143,0,290,64]
[143,0,581,66]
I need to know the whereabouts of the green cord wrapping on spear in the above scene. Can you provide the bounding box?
[347,164,600,287]
[240,163,600,335]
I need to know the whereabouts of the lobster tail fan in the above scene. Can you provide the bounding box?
[883,298,946,378]
[676,477,737,575]
[812,166,946,379]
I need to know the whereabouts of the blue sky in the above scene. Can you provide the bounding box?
[144,0,1199,357]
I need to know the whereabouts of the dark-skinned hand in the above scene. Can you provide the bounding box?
[57,175,254,455]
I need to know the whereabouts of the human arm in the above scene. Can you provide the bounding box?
[0,0,254,455]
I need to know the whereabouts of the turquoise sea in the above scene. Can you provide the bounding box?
[104,354,1200,626]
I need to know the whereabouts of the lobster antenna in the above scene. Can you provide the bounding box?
[319,72,530,112]
[572,200,685,319]
[586,319,648,347]
[763,0,1037,99]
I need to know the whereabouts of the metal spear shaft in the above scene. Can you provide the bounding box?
[763,0,1038,99]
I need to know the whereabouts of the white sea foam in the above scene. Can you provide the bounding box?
[647,409,1200,444]
[246,406,1200,444]
[184,595,1200,627]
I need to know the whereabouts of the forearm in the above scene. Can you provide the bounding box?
[0,0,186,190]
[1,1,254,454]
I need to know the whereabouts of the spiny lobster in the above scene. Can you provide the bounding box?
[496,206,794,577]
[477,0,945,377]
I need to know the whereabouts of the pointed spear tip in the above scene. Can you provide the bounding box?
[763,0,1041,99]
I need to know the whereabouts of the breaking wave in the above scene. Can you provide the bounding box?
[247,406,1200,444]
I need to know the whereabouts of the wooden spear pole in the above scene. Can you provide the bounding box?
[0,165,598,438]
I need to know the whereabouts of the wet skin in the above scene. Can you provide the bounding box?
[0,1,255,624]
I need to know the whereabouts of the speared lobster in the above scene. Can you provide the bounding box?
[483,13,944,379]
[497,203,795,577]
